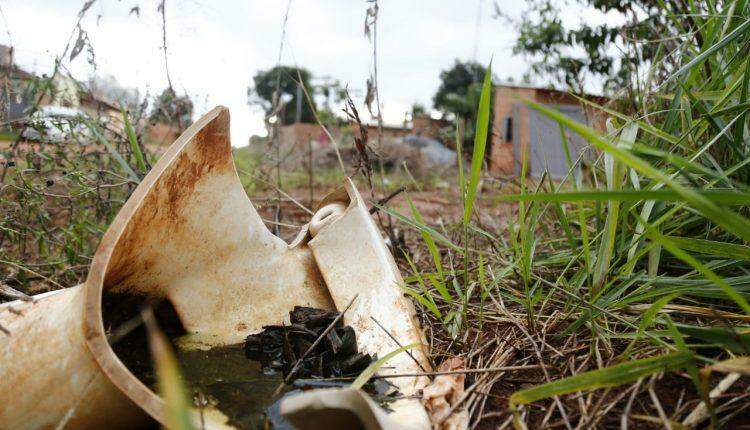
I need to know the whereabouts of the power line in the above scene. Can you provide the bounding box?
[472,0,484,61]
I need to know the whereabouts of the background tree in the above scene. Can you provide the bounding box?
[433,60,487,121]
[411,102,427,118]
[248,65,316,125]
[433,60,490,153]
[149,88,193,131]
[496,0,718,105]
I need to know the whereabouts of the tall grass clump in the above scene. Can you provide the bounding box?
[391,3,750,428]
[0,74,154,296]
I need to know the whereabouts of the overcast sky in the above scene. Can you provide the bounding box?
[1,0,614,146]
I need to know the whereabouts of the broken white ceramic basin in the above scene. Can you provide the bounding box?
[0,107,431,429]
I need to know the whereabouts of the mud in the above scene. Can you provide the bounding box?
[105,294,291,429]
[176,344,292,429]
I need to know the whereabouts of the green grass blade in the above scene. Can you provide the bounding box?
[662,17,750,88]
[510,352,693,406]
[84,119,140,183]
[666,236,750,261]
[121,105,147,174]
[398,284,442,319]
[593,124,635,291]
[142,308,196,430]
[488,189,750,205]
[572,94,679,145]
[456,116,466,200]
[624,174,654,276]
[733,57,750,146]
[676,324,750,354]
[426,273,452,303]
[463,62,492,226]
[408,195,446,287]
[664,316,716,426]
[645,226,750,314]
[374,203,463,253]
[622,293,678,357]
[351,343,421,389]
[402,252,443,318]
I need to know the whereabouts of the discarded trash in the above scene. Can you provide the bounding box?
[400,135,457,166]
[245,306,373,380]
[381,134,458,177]
[422,357,469,430]
[0,106,436,430]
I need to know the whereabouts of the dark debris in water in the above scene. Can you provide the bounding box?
[244,306,373,380]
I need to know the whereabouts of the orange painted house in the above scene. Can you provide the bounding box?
[489,84,607,177]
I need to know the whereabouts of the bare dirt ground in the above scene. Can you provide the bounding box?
[252,183,515,243]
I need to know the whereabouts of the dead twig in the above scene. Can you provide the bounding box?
[344,95,373,189]
[648,377,672,430]
[236,167,314,216]
[0,259,65,291]
[369,186,406,214]
[371,315,429,374]
[0,283,33,302]
[295,364,543,382]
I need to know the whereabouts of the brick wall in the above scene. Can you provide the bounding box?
[489,85,608,176]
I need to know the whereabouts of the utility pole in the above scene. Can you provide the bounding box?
[295,82,303,123]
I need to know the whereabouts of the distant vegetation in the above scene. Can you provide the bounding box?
[149,87,194,131]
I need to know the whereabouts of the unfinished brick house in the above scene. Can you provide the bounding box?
[268,115,450,166]
[489,84,607,178]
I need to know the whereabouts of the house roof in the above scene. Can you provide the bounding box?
[79,91,120,113]
[0,63,36,81]
[494,83,609,104]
